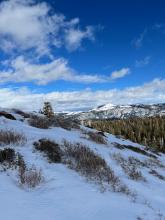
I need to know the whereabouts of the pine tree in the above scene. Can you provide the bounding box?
[42,102,54,118]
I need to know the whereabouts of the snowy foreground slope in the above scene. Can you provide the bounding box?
[0,111,165,220]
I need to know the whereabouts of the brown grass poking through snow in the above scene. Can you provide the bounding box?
[81,129,107,144]
[112,153,146,181]
[33,139,62,163]
[18,164,44,188]
[0,148,44,188]
[62,140,131,194]
[28,115,52,129]
[0,129,26,146]
[28,115,80,130]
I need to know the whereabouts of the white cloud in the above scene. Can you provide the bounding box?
[110,68,130,80]
[133,29,147,48]
[0,78,164,111]
[64,26,94,51]
[135,56,151,67]
[0,0,95,55]
[0,56,107,84]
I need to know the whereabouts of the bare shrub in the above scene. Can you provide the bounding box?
[0,111,16,120]
[34,139,62,163]
[81,129,107,144]
[0,129,26,146]
[12,109,31,118]
[18,165,44,188]
[144,158,165,169]
[29,114,80,130]
[0,148,25,172]
[149,169,165,180]
[0,148,15,163]
[0,148,43,188]
[112,142,157,158]
[112,153,146,181]
[51,116,80,130]
[28,115,52,129]
[63,140,130,194]
[0,148,16,170]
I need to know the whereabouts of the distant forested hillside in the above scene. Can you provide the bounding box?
[90,116,165,152]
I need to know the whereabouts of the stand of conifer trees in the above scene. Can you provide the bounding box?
[90,116,165,152]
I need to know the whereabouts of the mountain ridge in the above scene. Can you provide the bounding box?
[64,103,165,120]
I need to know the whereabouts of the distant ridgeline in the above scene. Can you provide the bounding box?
[69,103,165,121]
[90,116,165,153]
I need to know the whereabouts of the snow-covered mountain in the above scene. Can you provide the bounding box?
[0,108,165,220]
[66,103,165,120]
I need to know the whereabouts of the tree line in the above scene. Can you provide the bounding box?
[90,116,165,152]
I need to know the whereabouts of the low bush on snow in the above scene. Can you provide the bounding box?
[0,148,16,169]
[81,129,107,145]
[0,129,26,146]
[62,140,130,194]
[33,138,62,163]
[0,148,44,188]
[112,153,146,181]
[112,142,157,158]
[16,154,44,188]
[12,109,31,119]
[28,115,52,129]
[29,114,80,130]
[51,116,80,130]
[33,138,134,195]
[18,164,44,188]
[149,169,165,181]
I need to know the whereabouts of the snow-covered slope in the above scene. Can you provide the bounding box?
[0,109,165,220]
[66,103,165,120]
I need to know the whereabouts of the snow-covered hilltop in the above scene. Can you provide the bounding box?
[66,103,165,120]
[0,108,165,220]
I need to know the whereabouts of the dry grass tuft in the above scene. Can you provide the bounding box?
[81,129,107,144]
[62,140,130,194]
[18,164,44,188]
[0,129,26,146]
[112,153,146,181]
[28,115,52,129]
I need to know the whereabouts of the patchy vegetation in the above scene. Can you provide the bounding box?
[29,114,80,130]
[0,147,44,188]
[52,116,80,130]
[81,129,107,144]
[112,153,146,181]
[62,140,131,194]
[113,142,157,158]
[0,111,16,120]
[149,170,165,181]
[28,115,52,129]
[0,129,26,145]
[34,139,62,163]
[18,164,44,188]
[12,109,31,119]
[0,148,16,166]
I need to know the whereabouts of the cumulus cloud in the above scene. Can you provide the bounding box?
[110,68,130,80]
[0,0,109,85]
[0,56,110,84]
[0,78,164,111]
[135,56,151,67]
[64,26,95,51]
[0,0,95,55]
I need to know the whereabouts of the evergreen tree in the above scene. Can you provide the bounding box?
[42,102,54,118]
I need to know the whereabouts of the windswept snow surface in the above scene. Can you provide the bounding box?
[0,112,165,220]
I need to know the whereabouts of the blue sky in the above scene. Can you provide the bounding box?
[0,0,165,111]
